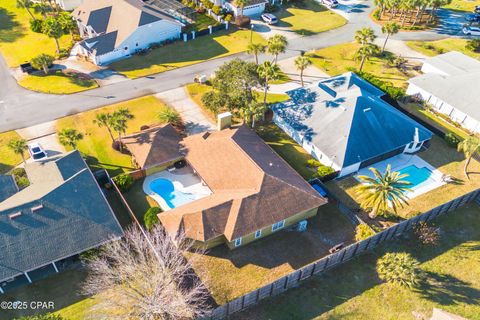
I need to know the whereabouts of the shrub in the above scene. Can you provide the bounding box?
[11,167,30,189]
[212,5,221,15]
[414,221,440,245]
[16,314,66,320]
[224,13,233,22]
[58,48,70,58]
[306,159,321,168]
[355,70,406,100]
[30,19,43,33]
[196,7,206,13]
[144,207,162,230]
[466,38,480,52]
[376,252,424,288]
[355,223,375,241]
[113,173,134,192]
[264,3,279,13]
[316,165,335,179]
[372,8,381,20]
[201,90,224,114]
[444,132,461,148]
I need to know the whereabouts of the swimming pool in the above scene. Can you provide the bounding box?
[398,165,436,189]
[149,178,197,209]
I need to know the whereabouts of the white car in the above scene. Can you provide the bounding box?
[28,142,47,161]
[322,0,339,8]
[463,26,480,35]
[261,13,278,25]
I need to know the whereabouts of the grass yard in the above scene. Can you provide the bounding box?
[0,130,26,173]
[111,29,265,79]
[184,12,220,32]
[444,0,480,11]
[0,0,72,67]
[18,70,98,94]
[122,178,158,224]
[185,83,289,122]
[307,42,417,88]
[326,136,480,218]
[255,123,316,180]
[270,69,291,85]
[56,96,173,176]
[234,202,480,320]
[187,204,355,305]
[400,102,472,140]
[276,0,347,35]
[406,39,480,59]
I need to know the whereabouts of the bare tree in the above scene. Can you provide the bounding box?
[82,225,211,320]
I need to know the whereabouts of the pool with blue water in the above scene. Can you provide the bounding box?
[398,165,435,189]
[149,178,197,209]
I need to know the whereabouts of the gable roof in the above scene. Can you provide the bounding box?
[122,124,183,169]
[0,151,123,282]
[272,72,432,168]
[159,125,327,242]
[409,52,480,121]
[73,0,182,55]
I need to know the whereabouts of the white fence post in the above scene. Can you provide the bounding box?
[183,33,188,42]
[208,25,213,34]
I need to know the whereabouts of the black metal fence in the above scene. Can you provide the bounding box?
[203,188,480,320]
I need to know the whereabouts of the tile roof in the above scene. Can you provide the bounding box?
[121,124,183,169]
[0,151,123,282]
[272,72,433,168]
[159,125,326,242]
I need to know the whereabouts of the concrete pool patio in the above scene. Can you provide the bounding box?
[143,166,212,211]
[355,154,446,200]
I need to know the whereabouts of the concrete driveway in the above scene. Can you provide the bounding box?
[16,121,65,162]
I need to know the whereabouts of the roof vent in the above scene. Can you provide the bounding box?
[202,132,211,140]
[269,162,273,166]
[8,212,22,219]
[31,204,43,212]
[363,108,371,112]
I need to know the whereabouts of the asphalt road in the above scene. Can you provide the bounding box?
[0,0,465,133]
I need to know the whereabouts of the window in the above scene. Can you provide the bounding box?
[272,220,285,232]
[255,230,262,239]
[234,237,242,247]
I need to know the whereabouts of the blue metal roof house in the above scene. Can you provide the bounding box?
[0,151,123,293]
[271,72,433,178]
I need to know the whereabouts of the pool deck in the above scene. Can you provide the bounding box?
[355,154,445,200]
[143,167,212,211]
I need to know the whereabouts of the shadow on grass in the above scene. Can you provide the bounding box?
[0,163,13,174]
[0,8,25,43]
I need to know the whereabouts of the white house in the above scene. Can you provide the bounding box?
[223,0,268,17]
[71,0,183,65]
[271,72,433,177]
[407,51,480,134]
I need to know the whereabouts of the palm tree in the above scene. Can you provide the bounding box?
[58,128,83,150]
[257,61,281,107]
[16,0,35,20]
[457,136,480,180]
[267,35,288,63]
[247,42,265,65]
[42,16,64,54]
[377,252,423,288]
[109,111,132,152]
[354,27,376,47]
[93,112,115,144]
[294,56,312,87]
[158,108,182,127]
[356,165,411,218]
[30,53,54,75]
[356,43,379,71]
[381,22,400,53]
[58,12,77,41]
[7,138,28,164]
[241,101,267,128]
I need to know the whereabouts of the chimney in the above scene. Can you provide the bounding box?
[217,112,232,131]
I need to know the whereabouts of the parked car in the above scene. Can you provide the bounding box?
[261,13,278,25]
[27,143,47,161]
[463,25,480,35]
[322,0,339,8]
[465,13,480,23]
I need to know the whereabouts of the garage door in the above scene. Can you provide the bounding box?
[243,3,265,16]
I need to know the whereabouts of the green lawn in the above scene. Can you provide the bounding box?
[400,102,472,140]
[122,178,158,223]
[255,123,316,180]
[277,0,347,35]
[56,96,173,176]
[0,0,72,67]
[111,29,265,79]
[270,69,291,85]
[406,39,480,59]
[0,130,26,173]
[18,70,98,94]
[444,0,480,11]
[188,204,355,305]
[326,136,480,218]
[184,12,219,32]
[234,202,480,320]
[307,42,417,88]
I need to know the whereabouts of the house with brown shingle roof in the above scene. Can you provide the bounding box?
[71,0,183,65]
[158,125,327,249]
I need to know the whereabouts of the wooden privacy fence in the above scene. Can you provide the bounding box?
[204,188,480,320]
